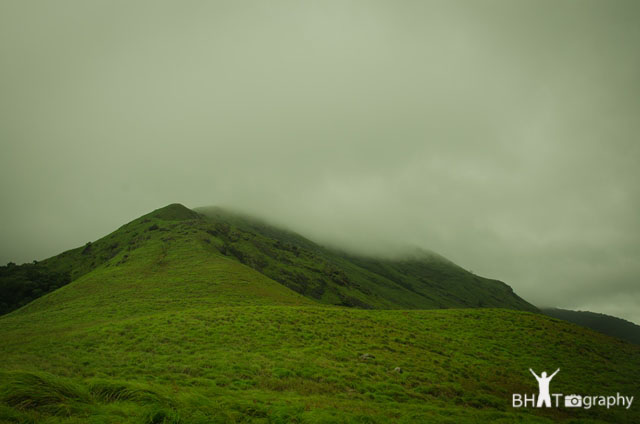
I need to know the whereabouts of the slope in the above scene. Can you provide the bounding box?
[1,304,638,423]
[0,204,313,317]
[195,206,537,311]
[542,308,640,345]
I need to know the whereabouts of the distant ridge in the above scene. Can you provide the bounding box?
[542,307,640,345]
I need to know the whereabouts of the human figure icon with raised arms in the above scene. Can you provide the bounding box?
[529,368,560,407]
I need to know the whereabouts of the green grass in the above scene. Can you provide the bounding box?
[1,306,638,423]
[0,204,638,423]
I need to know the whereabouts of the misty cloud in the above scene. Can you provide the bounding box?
[1,1,639,322]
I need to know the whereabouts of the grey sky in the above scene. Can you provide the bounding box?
[1,1,639,322]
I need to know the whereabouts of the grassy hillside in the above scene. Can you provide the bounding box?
[542,308,640,345]
[1,306,638,423]
[196,206,537,312]
[10,206,313,323]
[0,204,202,315]
[0,204,638,423]
[1,204,536,315]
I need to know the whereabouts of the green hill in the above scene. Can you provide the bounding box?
[1,204,536,315]
[542,308,640,345]
[0,204,638,423]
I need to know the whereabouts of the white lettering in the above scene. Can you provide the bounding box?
[512,394,522,408]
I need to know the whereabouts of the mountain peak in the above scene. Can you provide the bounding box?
[146,203,201,221]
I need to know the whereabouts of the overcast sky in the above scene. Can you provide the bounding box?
[1,1,639,323]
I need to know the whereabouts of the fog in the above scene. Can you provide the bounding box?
[1,1,639,322]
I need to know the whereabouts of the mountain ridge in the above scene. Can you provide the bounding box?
[1,203,537,315]
[195,205,537,311]
[542,307,640,345]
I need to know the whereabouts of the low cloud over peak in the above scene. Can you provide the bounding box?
[1,0,639,323]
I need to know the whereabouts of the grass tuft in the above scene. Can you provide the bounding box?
[142,406,182,424]
[0,371,87,415]
[88,380,164,404]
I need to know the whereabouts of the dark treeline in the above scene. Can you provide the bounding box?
[0,262,70,315]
